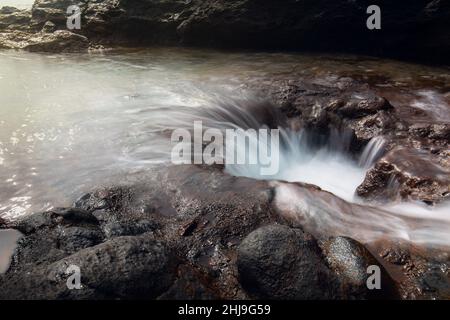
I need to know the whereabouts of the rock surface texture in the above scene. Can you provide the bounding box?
[0,0,448,61]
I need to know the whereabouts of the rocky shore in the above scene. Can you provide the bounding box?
[0,0,449,300]
[1,75,449,299]
[1,0,449,62]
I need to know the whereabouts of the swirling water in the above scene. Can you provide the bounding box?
[0,48,449,251]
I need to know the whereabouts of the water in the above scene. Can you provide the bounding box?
[0,48,449,249]
[0,0,34,10]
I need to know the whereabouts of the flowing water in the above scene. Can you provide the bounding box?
[1,0,34,10]
[0,48,449,263]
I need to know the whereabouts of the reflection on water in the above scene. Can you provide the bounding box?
[0,48,449,220]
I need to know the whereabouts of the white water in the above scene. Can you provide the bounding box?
[0,49,449,248]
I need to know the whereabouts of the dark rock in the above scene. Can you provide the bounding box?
[47,235,175,299]
[0,30,89,52]
[357,147,450,204]
[158,264,221,300]
[0,8,31,31]
[55,226,103,253]
[335,93,393,119]
[24,30,89,52]
[50,207,98,224]
[418,264,450,299]
[14,0,450,63]
[74,187,133,213]
[41,20,56,33]
[0,6,20,15]
[0,216,6,228]
[0,235,175,299]
[102,219,158,239]
[237,224,337,299]
[320,237,399,299]
[11,207,98,235]
[380,246,411,266]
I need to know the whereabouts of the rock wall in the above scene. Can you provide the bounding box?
[1,0,449,62]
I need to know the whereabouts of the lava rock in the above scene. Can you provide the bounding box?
[102,219,158,239]
[336,94,393,119]
[47,235,175,299]
[0,6,20,15]
[21,0,450,63]
[357,147,450,204]
[0,8,31,31]
[0,235,175,299]
[237,224,337,299]
[320,237,399,299]
[50,207,98,224]
[41,20,56,33]
[0,30,89,52]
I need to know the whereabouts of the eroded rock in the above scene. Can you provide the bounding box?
[357,147,450,204]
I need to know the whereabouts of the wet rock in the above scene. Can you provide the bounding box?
[50,207,98,224]
[417,264,450,299]
[102,219,158,239]
[0,216,6,228]
[0,6,20,15]
[380,246,411,266]
[74,187,133,213]
[47,235,175,299]
[237,224,337,299]
[56,226,104,253]
[30,0,74,29]
[7,0,449,62]
[320,237,399,299]
[409,123,450,143]
[0,30,89,52]
[24,30,89,52]
[10,208,98,235]
[335,93,393,119]
[41,20,56,33]
[158,264,221,300]
[357,147,450,204]
[0,235,175,299]
[0,8,31,31]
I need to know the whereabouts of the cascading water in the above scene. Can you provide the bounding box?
[147,95,450,248]
[0,49,449,250]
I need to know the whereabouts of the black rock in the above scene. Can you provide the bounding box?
[320,236,399,299]
[237,224,337,299]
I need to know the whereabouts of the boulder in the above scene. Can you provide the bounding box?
[320,236,399,299]
[237,224,338,299]
[0,234,175,299]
